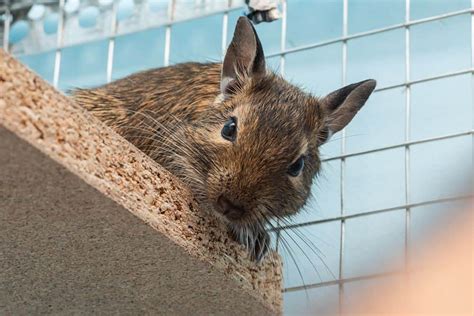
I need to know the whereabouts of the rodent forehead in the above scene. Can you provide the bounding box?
[231,103,312,160]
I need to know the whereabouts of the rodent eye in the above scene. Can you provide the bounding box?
[288,156,305,177]
[221,117,237,141]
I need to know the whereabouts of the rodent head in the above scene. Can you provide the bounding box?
[171,17,376,232]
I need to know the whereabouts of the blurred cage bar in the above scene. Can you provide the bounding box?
[0,0,247,86]
[1,0,473,315]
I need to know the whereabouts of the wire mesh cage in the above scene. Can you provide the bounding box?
[1,0,473,314]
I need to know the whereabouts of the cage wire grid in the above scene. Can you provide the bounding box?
[1,0,474,314]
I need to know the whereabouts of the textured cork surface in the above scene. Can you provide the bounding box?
[0,50,282,314]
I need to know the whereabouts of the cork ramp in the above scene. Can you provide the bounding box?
[0,50,282,315]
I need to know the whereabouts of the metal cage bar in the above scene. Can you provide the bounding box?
[274,0,287,254]
[266,8,474,59]
[272,195,469,231]
[106,1,118,83]
[10,4,473,61]
[284,269,405,293]
[2,6,11,53]
[375,68,474,92]
[279,0,287,77]
[404,0,412,271]
[338,0,349,312]
[52,0,65,89]
[471,1,474,192]
[164,0,176,67]
[322,130,474,163]
[221,0,231,59]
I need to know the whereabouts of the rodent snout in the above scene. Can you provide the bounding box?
[216,195,245,221]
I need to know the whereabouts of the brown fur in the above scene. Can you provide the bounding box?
[73,17,375,262]
[74,63,324,222]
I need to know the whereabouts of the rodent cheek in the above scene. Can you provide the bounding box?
[205,166,234,201]
[286,175,312,214]
[205,170,222,201]
[288,173,304,188]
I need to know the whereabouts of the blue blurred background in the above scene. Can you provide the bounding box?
[4,0,473,314]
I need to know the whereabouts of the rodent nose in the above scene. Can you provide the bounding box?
[216,195,245,220]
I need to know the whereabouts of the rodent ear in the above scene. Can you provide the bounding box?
[321,79,377,139]
[221,16,266,96]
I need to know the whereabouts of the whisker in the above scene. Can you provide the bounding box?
[277,233,310,300]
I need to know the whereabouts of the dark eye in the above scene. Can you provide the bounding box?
[288,156,305,177]
[221,117,237,141]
